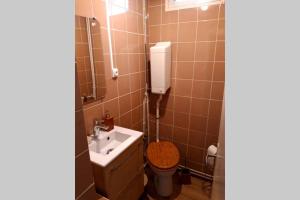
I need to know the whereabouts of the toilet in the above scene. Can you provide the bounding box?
[146,141,180,197]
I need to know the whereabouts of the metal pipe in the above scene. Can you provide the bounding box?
[156,94,163,142]
[105,0,118,78]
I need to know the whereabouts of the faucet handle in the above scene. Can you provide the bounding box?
[94,118,105,125]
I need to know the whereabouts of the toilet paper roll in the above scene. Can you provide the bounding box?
[206,145,217,167]
[207,145,217,156]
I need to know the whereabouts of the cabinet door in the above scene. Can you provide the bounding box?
[116,170,144,200]
[108,139,143,199]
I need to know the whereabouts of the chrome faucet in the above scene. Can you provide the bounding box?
[91,119,109,138]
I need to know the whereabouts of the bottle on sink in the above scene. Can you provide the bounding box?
[102,111,114,131]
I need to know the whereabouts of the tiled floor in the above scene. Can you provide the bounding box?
[140,166,212,200]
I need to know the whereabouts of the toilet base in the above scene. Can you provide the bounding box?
[150,165,177,197]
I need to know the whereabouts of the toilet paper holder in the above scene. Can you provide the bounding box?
[205,143,218,172]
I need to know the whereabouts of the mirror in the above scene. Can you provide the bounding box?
[75,15,105,105]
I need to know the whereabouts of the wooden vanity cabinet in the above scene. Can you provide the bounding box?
[92,137,144,200]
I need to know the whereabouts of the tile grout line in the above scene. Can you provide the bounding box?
[185,5,200,168]
[172,2,180,143]
[203,3,222,159]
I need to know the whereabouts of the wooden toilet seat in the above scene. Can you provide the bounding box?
[146,141,180,170]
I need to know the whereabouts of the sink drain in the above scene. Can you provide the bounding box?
[106,148,114,154]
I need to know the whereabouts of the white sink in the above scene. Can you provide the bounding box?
[89,131,130,155]
[88,126,143,167]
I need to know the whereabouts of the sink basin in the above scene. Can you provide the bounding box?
[89,131,130,155]
[88,126,143,167]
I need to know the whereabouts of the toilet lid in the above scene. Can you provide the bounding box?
[147,141,180,170]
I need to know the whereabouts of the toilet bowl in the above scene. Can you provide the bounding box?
[146,141,180,197]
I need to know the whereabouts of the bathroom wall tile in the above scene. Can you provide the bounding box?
[128,0,138,12]
[192,80,211,98]
[75,110,88,156]
[173,127,188,144]
[76,44,89,57]
[113,31,128,54]
[219,4,225,19]
[209,100,222,120]
[162,5,178,24]
[132,121,143,132]
[160,109,174,125]
[139,54,146,71]
[132,106,142,125]
[148,0,162,7]
[75,29,81,43]
[161,24,178,43]
[193,62,214,80]
[100,29,110,54]
[217,19,225,40]
[187,146,205,163]
[126,11,138,33]
[179,8,197,22]
[195,42,216,61]
[92,34,101,49]
[149,6,162,25]
[148,0,161,7]
[137,15,144,34]
[175,79,193,97]
[127,33,139,53]
[115,54,129,75]
[197,20,218,41]
[137,0,143,14]
[197,4,219,20]
[140,71,146,88]
[204,133,219,149]
[131,90,141,109]
[215,41,225,61]
[173,142,187,160]
[75,151,94,197]
[93,0,107,27]
[178,22,197,42]
[118,75,131,96]
[149,26,161,43]
[111,13,127,31]
[174,112,189,129]
[160,94,174,109]
[176,62,194,79]
[128,54,140,73]
[171,44,177,61]
[120,111,132,129]
[93,49,104,62]
[81,29,88,43]
[207,118,220,135]
[188,130,206,148]
[119,94,132,115]
[103,98,120,118]
[171,62,177,78]
[130,73,141,92]
[174,96,191,113]
[102,78,118,101]
[190,98,209,116]
[83,104,103,135]
[211,82,224,100]
[189,115,207,132]
[177,43,195,61]
[159,123,173,140]
[187,161,203,172]
[213,62,225,81]
[75,71,82,111]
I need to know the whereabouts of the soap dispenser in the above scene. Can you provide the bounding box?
[102,111,114,131]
